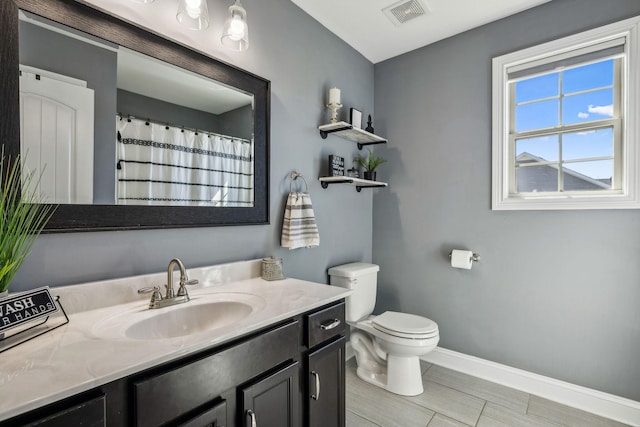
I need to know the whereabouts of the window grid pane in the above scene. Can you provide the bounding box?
[515,99,559,132]
[515,72,559,103]
[563,127,613,160]
[562,88,614,125]
[561,160,613,191]
[516,164,559,193]
[511,57,620,194]
[562,59,614,94]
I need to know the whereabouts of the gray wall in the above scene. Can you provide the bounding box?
[117,91,251,142]
[14,0,374,296]
[117,89,221,134]
[118,90,252,140]
[218,104,253,141]
[373,0,640,401]
[19,20,117,204]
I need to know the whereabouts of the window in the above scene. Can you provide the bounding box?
[492,16,640,210]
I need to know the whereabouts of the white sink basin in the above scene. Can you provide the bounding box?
[92,292,266,340]
[125,301,252,339]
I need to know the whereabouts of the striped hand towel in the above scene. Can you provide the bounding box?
[281,192,320,249]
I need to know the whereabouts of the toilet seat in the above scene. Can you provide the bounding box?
[372,311,439,340]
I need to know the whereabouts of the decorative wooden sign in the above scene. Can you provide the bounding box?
[328,155,345,176]
[0,287,59,333]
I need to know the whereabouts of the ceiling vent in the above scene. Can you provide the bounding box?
[382,0,430,26]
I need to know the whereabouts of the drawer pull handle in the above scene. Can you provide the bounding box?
[247,409,257,427]
[311,370,320,400]
[320,319,341,330]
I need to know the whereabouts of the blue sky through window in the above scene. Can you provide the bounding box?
[514,59,615,180]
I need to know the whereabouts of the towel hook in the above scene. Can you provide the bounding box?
[290,171,309,193]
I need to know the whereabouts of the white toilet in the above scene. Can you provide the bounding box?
[328,262,439,396]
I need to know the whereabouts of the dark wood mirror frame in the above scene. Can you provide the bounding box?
[0,0,270,232]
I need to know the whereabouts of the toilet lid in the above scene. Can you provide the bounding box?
[372,311,439,339]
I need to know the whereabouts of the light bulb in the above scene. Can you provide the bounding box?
[221,1,249,51]
[185,0,202,19]
[186,7,201,18]
[228,15,246,40]
[176,0,209,30]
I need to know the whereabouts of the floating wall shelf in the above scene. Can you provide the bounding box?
[318,121,387,150]
[319,176,388,192]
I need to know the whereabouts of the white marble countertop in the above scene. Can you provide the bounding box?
[0,259,351,422]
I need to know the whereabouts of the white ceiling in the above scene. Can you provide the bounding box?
[290,0,551,63]
[117,48,252,116]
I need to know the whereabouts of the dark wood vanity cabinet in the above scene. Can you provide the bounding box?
[304,302,346,427]
[0,299,346,427]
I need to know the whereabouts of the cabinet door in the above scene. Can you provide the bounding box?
[307,336,346,427]
[22,395,105,427]
[240,362,299,427]
[178,399,226,427]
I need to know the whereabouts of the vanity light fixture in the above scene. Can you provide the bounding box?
[176,0,210,30]
[221,0,249,51]
[133,0,249,51]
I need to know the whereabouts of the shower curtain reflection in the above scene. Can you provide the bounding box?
[116,116,253,206]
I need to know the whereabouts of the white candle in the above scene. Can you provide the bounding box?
[329,87,341,104]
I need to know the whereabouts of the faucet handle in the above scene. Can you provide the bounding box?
[138,286,163,306]
[176,279,199,297]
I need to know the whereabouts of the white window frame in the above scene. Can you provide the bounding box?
[492,16,640,210]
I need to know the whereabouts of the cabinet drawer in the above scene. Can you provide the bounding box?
[133,320,299,427]
[23,395,105,427]
[306,301,346,348]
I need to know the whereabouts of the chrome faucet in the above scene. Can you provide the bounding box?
[166,258,184,299]
[138,258,199,309]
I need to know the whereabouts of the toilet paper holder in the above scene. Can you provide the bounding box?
[448,251,481,263]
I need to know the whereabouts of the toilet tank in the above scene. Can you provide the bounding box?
[328,263,380,322]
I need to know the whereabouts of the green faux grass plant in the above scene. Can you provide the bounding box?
[355,147,387,172]
[0,150,56,293]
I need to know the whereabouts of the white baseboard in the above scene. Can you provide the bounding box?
[421,347,640,426]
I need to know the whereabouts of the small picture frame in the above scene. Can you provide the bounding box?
[328,155,345,176]
[350,108,362,129]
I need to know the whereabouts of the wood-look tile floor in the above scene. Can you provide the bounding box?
[345,358,630,427]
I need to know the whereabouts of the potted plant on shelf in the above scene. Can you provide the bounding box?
[1,150,57,297]
[355,147,387,181]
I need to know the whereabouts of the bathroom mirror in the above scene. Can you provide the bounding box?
[0,0,270,231]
